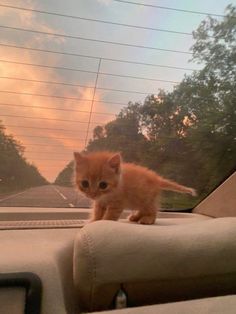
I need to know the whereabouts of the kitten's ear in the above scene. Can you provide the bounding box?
[108,153,121,173]
[74,152,84,163]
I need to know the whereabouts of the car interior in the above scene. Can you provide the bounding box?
[0,1,235,313]
[0,171,235,314]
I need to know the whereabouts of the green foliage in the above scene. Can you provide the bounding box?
[176,5,236,194]
[0,123,48,194]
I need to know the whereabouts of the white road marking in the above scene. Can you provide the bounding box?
[59,192,67,200]
[52,186,68,200]
[69,203,75,208]
[0,190,28,202]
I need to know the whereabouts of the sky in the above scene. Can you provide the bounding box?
[0,0,235,182]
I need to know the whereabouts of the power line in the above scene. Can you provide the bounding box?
[0,43,196,71]
[26,150,73,155]
[113,0,227,18]
[0,102,116,116]
[0,57,98,74]
[0,59,180,84]
[96,86,155,95]
[0,75,96,89]
[24,151,73,161]
[26,157,69,161]
[31,164,69,168]
[3,124,92,134]
[0,89,127,106]
[21,143,84,148]
[0,75,162,95]
[0,3,193,36]
[0,25,192,55]
[27,163,66,167]
[0,43,99,62]
[1,114,103,125]
[13,134,85,140]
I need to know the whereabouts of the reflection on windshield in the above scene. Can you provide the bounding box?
[0,3,235,209]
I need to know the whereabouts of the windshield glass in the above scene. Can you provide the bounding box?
[0,1,235,209]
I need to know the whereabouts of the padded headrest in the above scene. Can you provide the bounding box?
[73,218,236,312]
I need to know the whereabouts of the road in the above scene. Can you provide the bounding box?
[0,185,92,208]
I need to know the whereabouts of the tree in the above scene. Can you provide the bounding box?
[87,102,147,163]
[54,161,74,187]
[174,5,236,193]
[93,125,105,140]
[0,122,48,193]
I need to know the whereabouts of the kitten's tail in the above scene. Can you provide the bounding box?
[159,177,197,196]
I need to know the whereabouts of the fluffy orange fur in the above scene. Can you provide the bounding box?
[74,151,196,225]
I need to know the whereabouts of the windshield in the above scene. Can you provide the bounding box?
[0,1,235,209]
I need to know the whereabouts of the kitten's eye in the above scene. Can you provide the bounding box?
[99,181,108,190]
[81,180,89,189]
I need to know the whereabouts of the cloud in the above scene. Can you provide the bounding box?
[0,2,112,182]
[0,0,65,46]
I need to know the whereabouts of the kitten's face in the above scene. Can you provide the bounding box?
[74,152,121,200]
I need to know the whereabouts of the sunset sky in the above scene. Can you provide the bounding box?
[0,0,234,182]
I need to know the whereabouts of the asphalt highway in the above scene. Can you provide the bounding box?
[0,185,91,208]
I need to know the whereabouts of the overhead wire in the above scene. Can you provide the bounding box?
[0,59,180,83]
[1,114,103,125]
[0,102,116,116]
[0,88,218,105]
[25,157,69,161]
[3,124,91,134]
[0,43,196,71]
[20,143,84,148]
[0,3,194,36]
[0,57,98,74]
[26,151,74,155]
[0,75,174,95]
[0,25,192,55]
[113,0,227,17]
[0,89,127,106]
[13,134,85,140]
[27,164,68,167]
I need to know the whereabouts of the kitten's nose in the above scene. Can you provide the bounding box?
[90,192,97,198]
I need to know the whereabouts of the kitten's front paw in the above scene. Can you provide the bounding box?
[88,218,101,223]
[139,216,156,225]
[128,214,140,222]
[88,219,95,223]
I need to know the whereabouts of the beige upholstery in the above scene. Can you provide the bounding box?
[92,295,236,314]
[0,228,80,314]
[0,288,25,314]
[155,211,210,224]
[74,218,236,312]
[0,213,234,313]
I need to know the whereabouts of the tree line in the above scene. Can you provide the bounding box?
[0,123,48,194]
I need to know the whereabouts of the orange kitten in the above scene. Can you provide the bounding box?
[74,151,196,225]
